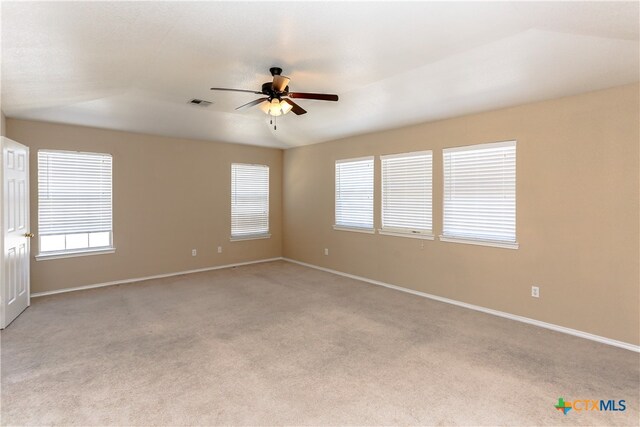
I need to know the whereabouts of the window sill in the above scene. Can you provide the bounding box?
[36,248,116,261]
[333,225,375,234]
[379,229,434,240]
[230,233,271,242]
[439,236,519,250]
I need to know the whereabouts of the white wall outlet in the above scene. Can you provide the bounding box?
[192,249,197,257]
[217,246,222,254]
[531,286,540,298]
[324,248,329,256]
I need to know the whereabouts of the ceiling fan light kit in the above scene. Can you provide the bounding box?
[211,67,339,130]
[259,98,293,117]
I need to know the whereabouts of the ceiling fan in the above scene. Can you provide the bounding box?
[210,67,339,129]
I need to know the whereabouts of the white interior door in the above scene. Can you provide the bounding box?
[1,137,31,328]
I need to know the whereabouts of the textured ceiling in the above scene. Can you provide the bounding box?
[1,1,638,148]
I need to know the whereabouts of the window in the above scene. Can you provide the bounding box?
[380,151,433,238]
[37,150,113,257]
[334,156,374,232]
[442,141,517,248]
[231,163,270,240]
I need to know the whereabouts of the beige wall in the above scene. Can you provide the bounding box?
[7,119,283,294]
[283,84,640,345]
[6,84,638,345]
[1,110,6,136]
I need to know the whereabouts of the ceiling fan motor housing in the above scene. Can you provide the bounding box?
[262,82,289,98]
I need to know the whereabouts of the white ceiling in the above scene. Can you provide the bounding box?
[1,1,638,148]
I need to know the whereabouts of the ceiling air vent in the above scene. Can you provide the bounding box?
[188,98,212,107]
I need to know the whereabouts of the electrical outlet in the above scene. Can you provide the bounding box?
[324,248,329,256]
[217,246,222,254]
[531,286,540,298]
[192,249,197,257]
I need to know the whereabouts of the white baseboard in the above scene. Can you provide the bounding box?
[31,255,639,353]
[282,257,640,353]
[31,257,284,298]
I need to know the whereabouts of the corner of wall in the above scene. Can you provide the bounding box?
[279,147,286,258]
[1,110,6,137]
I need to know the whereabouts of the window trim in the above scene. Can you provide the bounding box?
[37,149,114,258]
[380,150,433,238]
[35,247,116,261]
[378,228,434,240]
[230,162,270,240]
[333,225,375,234]
[438,235,519,250]
[229,233,272,242]
[334,155,375,232]
[441,140,518,249]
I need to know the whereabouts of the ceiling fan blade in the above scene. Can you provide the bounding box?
[210,87,263,94]
[282,98,307,115]
[272,75,290,92]
[235,97,269,111]
[288,92,339,101]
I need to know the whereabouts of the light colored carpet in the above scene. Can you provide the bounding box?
[1,260,638,426]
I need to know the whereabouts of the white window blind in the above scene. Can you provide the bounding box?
[38,150,113,255]
[442,141,517,247]
[231,163,270,239]
[381,151,432,236]
[335,157,374,231]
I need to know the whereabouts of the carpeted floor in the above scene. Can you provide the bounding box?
[1,260,638,426]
